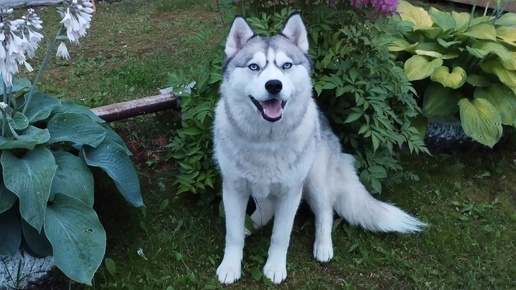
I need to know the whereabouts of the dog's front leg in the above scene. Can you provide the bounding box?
[217,179,250,284]
[263,185,303,284]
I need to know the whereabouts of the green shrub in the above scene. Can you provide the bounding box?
[386,1,516,147]
[168,1,427,197]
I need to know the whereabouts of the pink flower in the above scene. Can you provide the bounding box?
[350,0,398,15]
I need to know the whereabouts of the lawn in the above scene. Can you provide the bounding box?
[11,0,516,289]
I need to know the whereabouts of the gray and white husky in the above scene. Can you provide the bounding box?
[213,13,426,284]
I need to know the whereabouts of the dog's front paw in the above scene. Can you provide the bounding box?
[217,260,241,284]
[313,240,334,262]
[263,256,287,284]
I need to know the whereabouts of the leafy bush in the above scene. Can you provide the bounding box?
[386,1,516,147]
[169,1,427,196]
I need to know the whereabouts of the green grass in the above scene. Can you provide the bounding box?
[11,0,516,289]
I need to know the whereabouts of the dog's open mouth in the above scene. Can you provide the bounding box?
[250,96,287,122]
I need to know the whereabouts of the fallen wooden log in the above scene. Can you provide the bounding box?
[90,93,178,122]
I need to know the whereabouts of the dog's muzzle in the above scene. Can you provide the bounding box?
[250,96,287,122]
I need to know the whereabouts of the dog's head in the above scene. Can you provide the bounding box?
[221,13,312,123]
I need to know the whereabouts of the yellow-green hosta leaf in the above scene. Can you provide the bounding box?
[458,98,503,148]
[437,38,462,48]
[494,12,516,27]
[452,11,470,32]
[467,41,516,70]
[429,7,456,33]
[462,23,497,41]
[387,38,418,52]
[496,27,516,47]
[469,15,494,26]
[404,55,443,81]
[480,60,516,87]
[430,66,467,89]
[397,1,433,28]
[474,83,516,125]
[423,83,463,118]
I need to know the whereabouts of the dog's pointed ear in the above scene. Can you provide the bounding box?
[280,13,309,53]
[225,16,255,58]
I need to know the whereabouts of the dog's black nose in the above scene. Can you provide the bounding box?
[265,79,282,94]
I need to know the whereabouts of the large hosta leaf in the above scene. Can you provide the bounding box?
[496,27,516,48]
[45,194,106,285]
[0,126,50,150]
[452,11,470,32]
[46,113,106,148]
[494,12,516,26]
[82,139,143,207]
[467,41,516,70]
[430,66,467,89]
[0,184,17,214]
[0,77,31,94]
[404,55,443,81]
[458,98,503,147]
[466,74,491,87]
[474,83,516,125]
[57,100,105,124]
[21,219,53,257]
[397,1,433,28]
[19,92,61,123]
[429,7,456,33]
[0,209,21,256]
[387,38,417,52]
[423,83,462,118]
[481,60,516,87]
[51,151,94,207]
[462,23,497,41]
[1,147,57,231]
[7,112,29,130]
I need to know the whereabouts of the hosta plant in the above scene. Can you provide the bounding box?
[0,1,143,285]
[386,0,516,147]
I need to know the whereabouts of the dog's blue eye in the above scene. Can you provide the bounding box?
[282,62,293,70]
[248,64,259,71]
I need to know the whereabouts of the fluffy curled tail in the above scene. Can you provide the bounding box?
[332,154,426,233]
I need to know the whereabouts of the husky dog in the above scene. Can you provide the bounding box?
[213,13,426,285]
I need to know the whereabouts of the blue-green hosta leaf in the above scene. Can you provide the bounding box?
[0,126,50,150]
[46,113,106,148]
[397,1,433,28]
[496,27,516,48]
[101,124,132,155]
[21,219,53,257]
[82,139,143,207]
[429,7,456,33]
[458,98,503,147]
[452,11,470,32]
[480,60,516,87]
[51,151,94,207]
[404,55,443,81]
[0,209,21,256]
[0,77,31,94]
[436,38,462,48]
[494,12,516,27]
[466,74,491,87]
[469,15,494,26]
[19,92,61,123]
[8,112,29,130]
[1,147,57,231]
[462,23,497,41]
[57,100,105,124]
[430,66,467,89]
[0,184,17,214]
[45,193,106,285]
[467,41,516,70]
[423,83,463,117]
[474,83,516,125]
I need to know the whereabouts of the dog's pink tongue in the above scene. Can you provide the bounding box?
[261,99,283,118]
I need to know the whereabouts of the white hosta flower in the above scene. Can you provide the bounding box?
[56,41,70,60]
[0,102,8,110]
[58,0,94,44]
[0,6,43,87]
